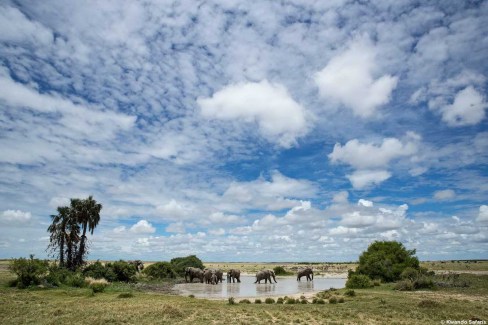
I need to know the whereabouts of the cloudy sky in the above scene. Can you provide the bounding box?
[1,0,487,262]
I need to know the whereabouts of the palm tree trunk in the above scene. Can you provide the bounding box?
[76,223,87,268]
[59,235,65,267]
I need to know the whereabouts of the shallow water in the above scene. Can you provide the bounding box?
[174,276,346,298]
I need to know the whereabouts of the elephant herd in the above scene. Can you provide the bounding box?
[184,267,314,284]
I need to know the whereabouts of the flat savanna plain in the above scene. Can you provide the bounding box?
[1,260,487,324]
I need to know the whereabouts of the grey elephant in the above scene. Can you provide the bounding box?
[255,269,277,284]
[227,269,241,283]
[185,267,204,283]
[297,267,313,281]
[214,269,224,283]
[204,269,218,285]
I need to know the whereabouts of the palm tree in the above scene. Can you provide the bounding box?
[74,196,102,267]
[47,206,70,266]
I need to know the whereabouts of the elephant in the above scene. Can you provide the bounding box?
[204,269,218,285]
[214,269,224,283]
[297,267,314,281]
[226,269,241,283]
[185,267,204,283]
[129,260,144,272]
[255,269,277,284]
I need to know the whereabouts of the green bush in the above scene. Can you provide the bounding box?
[106,260,137,282]
[273,266,291,275]
[394,279,414,291]
[143,262,177,279]
[316,298,325,304]
[300,299,308,304]
[170,255,205,276]
[338,297,345,303]
[83,261,109,280]
[66,273,86,287]
[254,299,262,304]
[312,298,318,304]
[90,282,108,293]
[276,297,284,304]
[285,298,296,304]
[8,255,49,288]
[414,276,434,289]
[45,264,72,287]
[228,297,236,305]
[401,267,419,281]
[265,297,275,304]
[239,299,251,304]
[356,241,420,282]
[373,280,381,286]
[346,274,373,289]
[344,289,356,297]
[329,296,338,304]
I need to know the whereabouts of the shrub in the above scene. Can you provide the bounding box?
[285,298,296,304]
[85,277,109,293]
[346,274,373,289]
[239,299,251,304]
[312,298,318,304]
[300,299,308,304]
[394,279,414,291]
[254,299,262,304]
[276,297,284,304]
[338,297,345,303]
[170,255,205,276]
[414,276,434,289]
[228,297,236,305]
[45,264,72,287]
[401,267,419,281]
[188,294,195,298]
[83,261,109,280]
[143,262,177,279]
[356,241,420,282]
[106,260,137,282]
[329,296,338,304]
[66,273,86,287]
[273,266,291,275]
[8,255,49,288]
[373,280,381,286]
[265,298,275,304]
[316,298,325,304]
[344,289,356,297]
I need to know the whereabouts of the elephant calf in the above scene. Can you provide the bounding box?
[204,269,218,285]
[297,267,314,281]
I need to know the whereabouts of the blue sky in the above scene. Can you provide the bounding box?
[0,0,487,262]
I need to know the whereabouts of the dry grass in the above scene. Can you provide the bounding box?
[1,260,488,324]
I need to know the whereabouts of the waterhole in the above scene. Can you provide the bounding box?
[174,276,346,298]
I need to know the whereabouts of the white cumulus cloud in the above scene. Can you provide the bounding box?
[440,86,486,126]
[1,210,32,223]
[130,220,156,234]
[314,36,398,118]
[198,80,308,148]
[476,205,488,223]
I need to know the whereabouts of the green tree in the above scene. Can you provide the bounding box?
[355,241,419,282]
[47,206,70,267]
[170,255,204,276]
[73,196,102,268]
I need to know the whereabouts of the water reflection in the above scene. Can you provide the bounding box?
[174,276,345,298]
[297,281,314,291]
[256,284,275,294]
